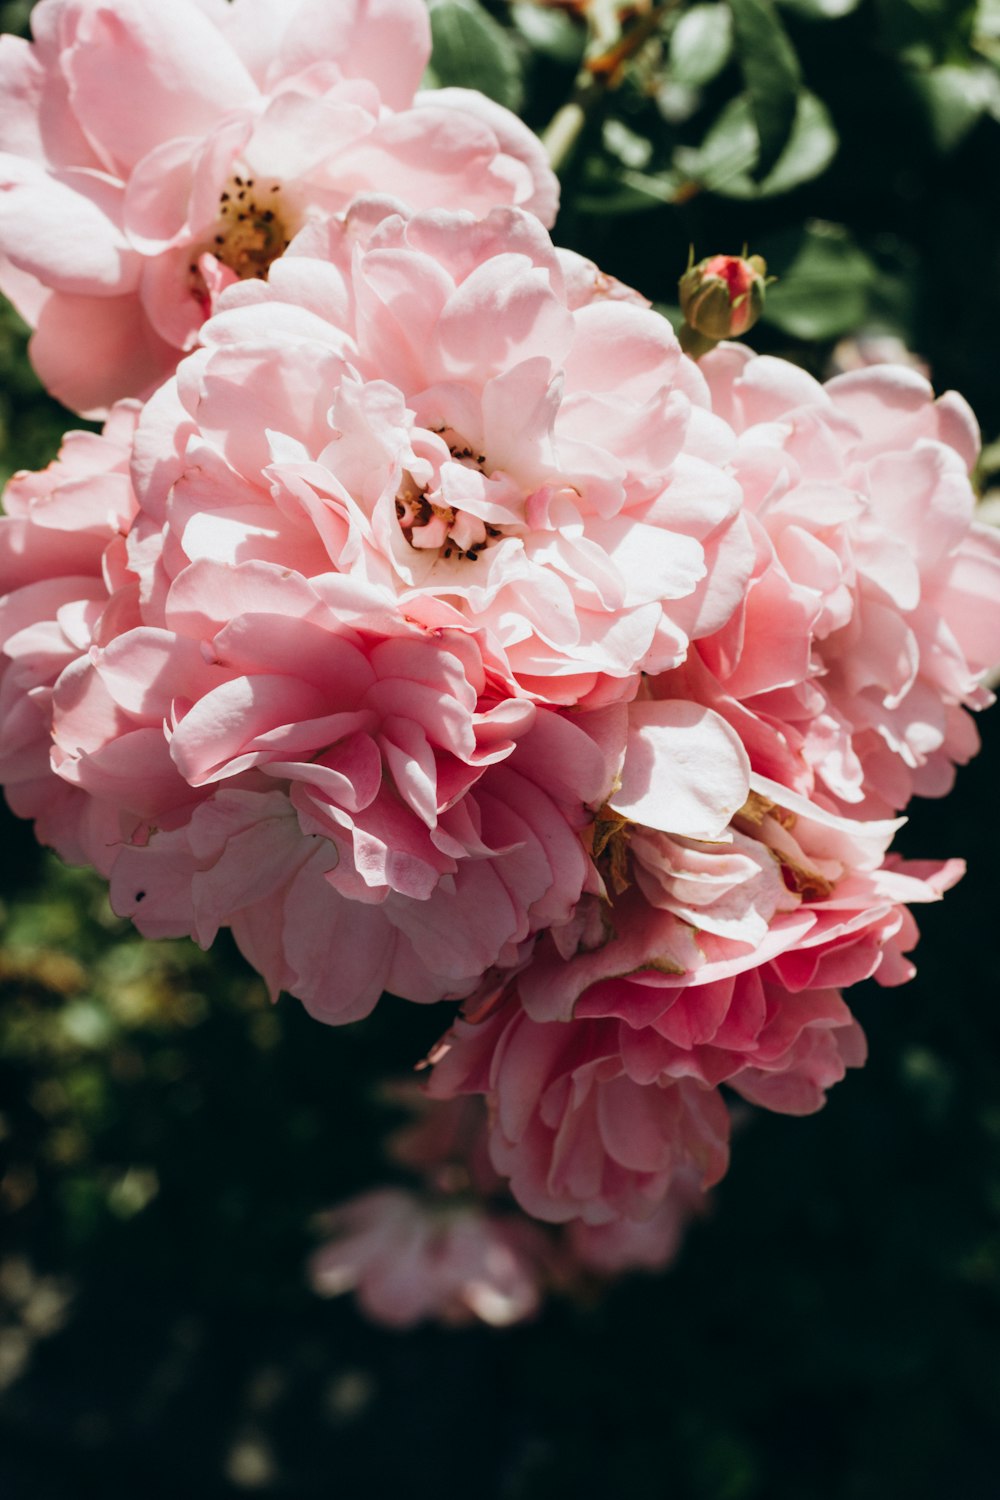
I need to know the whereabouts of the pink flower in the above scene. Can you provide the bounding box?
[9,196,760,1026]
[48,553,628,1021]
[677,346,1000,814]
[124,199,753,705]
[426,776,961,1225]
[428,995,732,1225]
[306,1084,710,1317]
[309,1188,547,1328]
[0,0,557,414]
[43,505,756,1021]
[520,775,962,1027]
[306,1084,706,1315]
[566,1168,706,1275]
[0,403,140,865]
[828,332,930,380]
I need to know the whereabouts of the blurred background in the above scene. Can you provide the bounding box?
[2,0,1000,1494]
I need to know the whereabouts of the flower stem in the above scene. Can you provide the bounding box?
[541,99,592,175]
[540,2,677,175]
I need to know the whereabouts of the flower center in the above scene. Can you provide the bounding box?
[209,175,293,280]
[395,438,505,564]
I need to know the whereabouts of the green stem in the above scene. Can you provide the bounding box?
[541,98,593,175]
[539,1,677,176]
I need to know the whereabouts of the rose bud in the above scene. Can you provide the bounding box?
[678,252,768,354]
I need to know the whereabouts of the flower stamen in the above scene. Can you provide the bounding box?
[208,175,293,281]
[395,443,506,564]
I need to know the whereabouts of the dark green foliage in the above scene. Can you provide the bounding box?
[728,0,802,177]
[428,0,526,108]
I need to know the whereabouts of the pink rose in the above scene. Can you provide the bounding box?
[672,346,1000,814]
[566,1168,707,1275]
[123,199,753,705]
[309,1188,548,1328]
[3,200,764,1026]
[0,0,557,414]
[49,554,625,1021]
[523,776,962,1025]
[0,402,140,865]
[425,776,961,1225]
[428,995,732,1225]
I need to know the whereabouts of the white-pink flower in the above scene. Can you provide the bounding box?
[428,995,733,1225]
[670,346,1000,814]
[519,774,961,1028]
[0,403,140,866]
[46,551,754,1022]
[0,0,557,414]
[124,199,753,705]
[50,555,624,1021]
[1,190,765,1026]
[426,775,960,1225]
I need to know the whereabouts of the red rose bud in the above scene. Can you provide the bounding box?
[678,252,767,351]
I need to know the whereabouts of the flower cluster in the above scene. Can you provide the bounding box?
[0,0,556,413]
[1,0,998,1327]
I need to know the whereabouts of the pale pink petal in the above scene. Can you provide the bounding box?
[609,701,750,839]
[63,0,257,173]
[29,287,177,415]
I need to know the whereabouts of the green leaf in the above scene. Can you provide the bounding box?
[759,221,877,339]
[910,63,998,149]
[976,0,1000,40]
[577,157,685,214]
[428,0,524,111]
[586,0,632,54]
[675,98,759,188]
[669,4,734,86]
[777,0,861,19]
[603,119,654,169]
[677,89,838,197]
[975,0,1000,54]
[728,0,802,177]
[510,1,586,66]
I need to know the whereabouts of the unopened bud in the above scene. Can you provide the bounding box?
[678,252,767,351]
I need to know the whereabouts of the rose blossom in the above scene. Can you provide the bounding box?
[566,1167,707,1275]
[49,554,630,1021]
[0,403,140,865]
[7,198,760,1026]
[121,198,754,706]
[309,1187,548,1328]
[426,777,960,1225]
[520,775,962,1022]
[827,332,930,380]
[308,1071,550,1330]
[428,996,733,1225]
[0,0,558,414]
[664,345,1000,815]
[47,534,754,1020]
